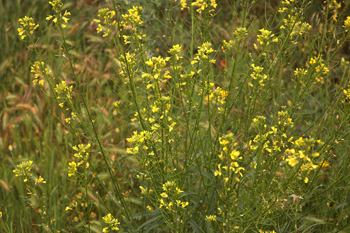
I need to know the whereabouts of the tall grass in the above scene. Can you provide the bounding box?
[2,0,350,232]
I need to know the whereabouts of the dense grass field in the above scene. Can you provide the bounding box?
[2,0,350,232]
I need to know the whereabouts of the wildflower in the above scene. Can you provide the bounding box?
[205,215,217,222]
[35,176,46,185]
[73,143,91,159]
[342,88,350,103]
[31,61,51,86]
[230,150,240,160]
[102,213,120,232]
[47,1,71,28]
[55,81,73,102]
[49,0,63,13]
[214,164,222,176]
[18,16,39,40]
[68,161,77,177]
[121,6,143,27]
[286,156,298,167]
[222,40,235,51]
[192,0,216,14]
[13,161,33,182]
[345,17,350,32]
[257,29,275,45]
[196,42,214,60]
[250,64,267,87]
[234,27,248,40]
[160,192,168,198]
[180,0,189,10]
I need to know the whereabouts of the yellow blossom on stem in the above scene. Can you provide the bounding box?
[13,161,33,182]
[35,176,46,185]
[345,17,350,32]
[18,16,39,40]
[68,161,77,177]
[102,213,120,232]
[180,0,189,10]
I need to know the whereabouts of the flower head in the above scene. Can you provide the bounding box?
[344,17,350,32]
[18,16,39,40]
[13,161,33,182]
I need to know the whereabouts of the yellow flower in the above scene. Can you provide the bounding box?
[102,213,120,231]
[62,17,69,23]
[46,15,54,21]
[68,161,77,177]
[13,161,33,182]
[18,16,39,40]
[145,60,154,67]
[205,215,217,222]
[344,16,350,31]
[180,0,188,10]
[49,0,63,13]
[286,157,298,167]
[35,176,46,185]
[230,150,240,160]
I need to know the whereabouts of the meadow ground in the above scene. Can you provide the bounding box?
[2,0,350,232]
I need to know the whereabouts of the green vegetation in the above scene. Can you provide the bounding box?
[2,0,350,232]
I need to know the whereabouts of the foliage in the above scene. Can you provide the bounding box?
[2,0,350,232]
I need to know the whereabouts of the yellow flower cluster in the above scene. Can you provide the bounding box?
[158,181,189,212]
[342,88,350,103]
[68,143,91,177]
[278,0,294,13]
[277,111,294,129]
[13,161,33,183]
[344,16,350,32]
[280,15,311,38]
[46,0,71,28]
[119,52,137,83]
[234,27,248,41]
[126,131,152,155]
[249,111,292,154]
[17,16,39,40]
[142,56,171,94]
[203,84,228,112]
[278,1,312,39]
[191,0,217,14]
[121,6,143,28]
[144,56,170,76]
[31,61,51,86]
[102,213,120,232]
[248,112,326,183]
[180,0,189,10]
[94,8,116,37]
[328,0,342,21]
[257,29,277,45]
[168,44,182,61]
[259,230,276,233]
[308,55,329,84]
[195,42,214,61]
[54,81,73,108]
[222,39,235,52]
[285,137,324,183]
[250,64,268,87]
[294,68,307,79]
[205,215,216,222]
[215,133,244,183]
